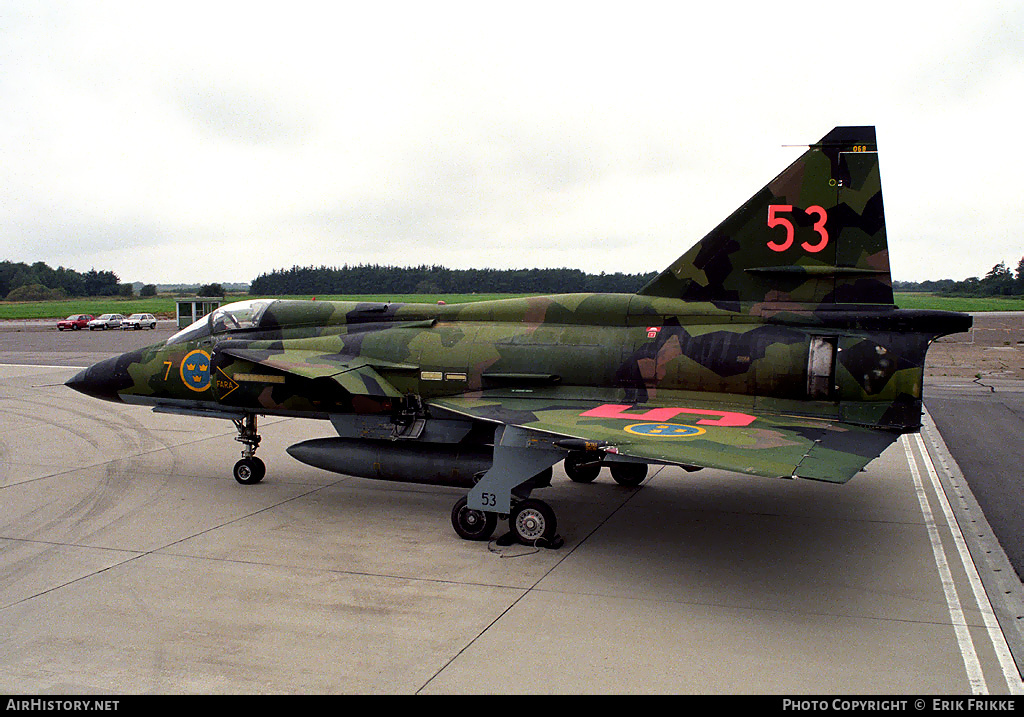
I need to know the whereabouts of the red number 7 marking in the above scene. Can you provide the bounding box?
[766,205,829,253]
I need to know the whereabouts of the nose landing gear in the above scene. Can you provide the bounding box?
[232,414,265,484]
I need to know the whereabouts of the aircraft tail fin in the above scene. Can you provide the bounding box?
[639,126,892,307]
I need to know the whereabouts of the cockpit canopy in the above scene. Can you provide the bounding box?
[167,299,273,345]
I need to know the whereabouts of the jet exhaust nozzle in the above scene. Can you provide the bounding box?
[287,437,492,488]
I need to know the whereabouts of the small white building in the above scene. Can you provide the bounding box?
[175,297,222,329]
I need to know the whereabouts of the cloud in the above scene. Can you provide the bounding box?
[0,1,1021,284]
[177,83,312,146]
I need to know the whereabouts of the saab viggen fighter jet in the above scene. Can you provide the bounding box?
[66,126,971,548]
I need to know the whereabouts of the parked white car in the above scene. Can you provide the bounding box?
[121,313,157,330]
[87,314,125,330]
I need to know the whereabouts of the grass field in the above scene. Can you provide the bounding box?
[0,293,534,320]
[892,293,1024,312]
[2,292,1023,320]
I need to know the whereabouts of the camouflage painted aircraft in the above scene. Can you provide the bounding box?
[67,126,971,548]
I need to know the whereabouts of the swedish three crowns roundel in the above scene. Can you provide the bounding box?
[180,349,211,392]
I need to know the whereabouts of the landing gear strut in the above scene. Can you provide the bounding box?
[451,426,564,548]
[232,414,265,484]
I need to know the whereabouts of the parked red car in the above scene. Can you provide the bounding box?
[56,314,94,331]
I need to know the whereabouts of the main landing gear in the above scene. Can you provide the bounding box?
[453,448,654,547]
[232,413,265,485]
[508,498,558,545]
[450,494,560,547]
[563,450,649,486]
[450,497,498,541]
[449,426,565,548]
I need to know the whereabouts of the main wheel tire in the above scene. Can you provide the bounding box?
[509,498,557,545]
[451,497,497,541]
[233,457,266,485]
[610,463,648,487]
[564,452,601,483]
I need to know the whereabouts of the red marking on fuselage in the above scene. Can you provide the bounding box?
[579,403,756,427]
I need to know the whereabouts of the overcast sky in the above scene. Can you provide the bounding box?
[1,0,1022,286]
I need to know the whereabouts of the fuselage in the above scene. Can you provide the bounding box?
[67,295,971,433]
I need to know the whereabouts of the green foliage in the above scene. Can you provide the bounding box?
[249,264,658,296]
[198,283,225,297]
[932,257,1024,297]
[893,279,957,292]
[140,284,157,297]
[4,283,67,302]
[1,260,120,299]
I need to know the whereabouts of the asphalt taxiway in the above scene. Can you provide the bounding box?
[1,324,1023,694]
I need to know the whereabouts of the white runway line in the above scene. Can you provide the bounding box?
[904,428,1024,695]
[915,427,1024,696]
[903,433,986,694]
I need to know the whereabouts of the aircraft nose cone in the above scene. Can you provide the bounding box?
[65,367,90,392]
[65,356,129,402]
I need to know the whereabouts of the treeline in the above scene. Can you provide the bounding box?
[0,260,124,301]
[249,264,659,296]
[895,257,1024,297]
